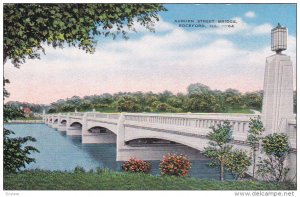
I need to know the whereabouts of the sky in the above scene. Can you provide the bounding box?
[4,3,297,104]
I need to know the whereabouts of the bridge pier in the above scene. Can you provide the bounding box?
[66,127,82,136]
[52,123,59,129]
[116,113,126,161]
[82,133,116,144]
[57,124,67,132]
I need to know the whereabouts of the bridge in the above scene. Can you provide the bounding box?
[43,24,296,180]
[43,111,296,179]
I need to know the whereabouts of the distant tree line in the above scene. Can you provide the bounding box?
[5,83,296,114]
[47,83,264,114]
[5,101,49,113]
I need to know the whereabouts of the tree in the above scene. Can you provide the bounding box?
[242,91,262,110]
[204,121,233,181]
[257,133,290,182]
[116,96,141,112]
[247,116,264,178]
[223,88,242,108]
[158,90,174,103]
[4,4,166,67]
[187,93,222,112]
[225,149,251,180]
[187,83,211,96]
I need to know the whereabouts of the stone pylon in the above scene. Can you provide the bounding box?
[261,54,293,135]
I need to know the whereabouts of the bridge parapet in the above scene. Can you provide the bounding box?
[44,112,296,145]
[69,112,84,116]
[123,113,259,142]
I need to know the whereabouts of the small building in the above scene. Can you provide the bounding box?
[23,107,32,117]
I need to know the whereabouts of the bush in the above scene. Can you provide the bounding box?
[257,133,290,182]
[74,166,86,173]
[225,149,252,180]
[160,153,192,177]
[122,158,151,173]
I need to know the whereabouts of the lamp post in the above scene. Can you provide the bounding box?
[262,23,293,135]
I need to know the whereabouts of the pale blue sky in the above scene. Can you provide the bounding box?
[5,3,297,104]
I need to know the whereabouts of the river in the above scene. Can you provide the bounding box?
[5,124,234,180]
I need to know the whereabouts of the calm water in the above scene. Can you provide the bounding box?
[5,124,233,180]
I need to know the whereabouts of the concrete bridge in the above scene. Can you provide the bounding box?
[43,24,296,180]
[43,111,296,179]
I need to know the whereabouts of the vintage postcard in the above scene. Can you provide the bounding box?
[2,1,298,196]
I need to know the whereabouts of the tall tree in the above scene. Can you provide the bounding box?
[187,83,211,96]
[204,121,233,181]
[247,116,264,178]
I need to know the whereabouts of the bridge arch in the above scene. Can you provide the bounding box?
[60,119,67,124]
[70,122,82,128]
[125,134,208,152]
[87,126,115,134]
[86,122,118,135]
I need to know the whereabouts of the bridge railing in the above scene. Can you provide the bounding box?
[69,112,84,117]
[124,113,259,141]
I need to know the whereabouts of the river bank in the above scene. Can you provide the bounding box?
[6,120,43,124]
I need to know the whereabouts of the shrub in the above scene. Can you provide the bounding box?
[160,153,192,177]
[122,158,151,173]
[74,166,86,173]
[257,133,290,182]
[225,149,252,180]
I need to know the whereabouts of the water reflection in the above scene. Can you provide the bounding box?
[5,124,233,180]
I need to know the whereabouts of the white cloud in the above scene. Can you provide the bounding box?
[4,17,296,104]
[245,11,256,18]
[250,23,273,34]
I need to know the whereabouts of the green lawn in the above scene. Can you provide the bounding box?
[3,169,296,190]
[224,108,255,114]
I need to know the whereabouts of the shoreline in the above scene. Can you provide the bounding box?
[6,120,44,124]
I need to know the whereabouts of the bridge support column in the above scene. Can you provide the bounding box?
[50,115,54,127]
[81,113,87,137]
[116,113,126,161]
[66,113,71,129]
[47,115,50,126]
[42,109,45,123]
[57,114,66,132]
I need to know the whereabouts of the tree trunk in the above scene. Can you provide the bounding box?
[220,163,224,181]
[252,150,256,179]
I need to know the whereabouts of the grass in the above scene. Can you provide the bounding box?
[3,169,296,190]
[15,117,43,120]
[224,108,255,114]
